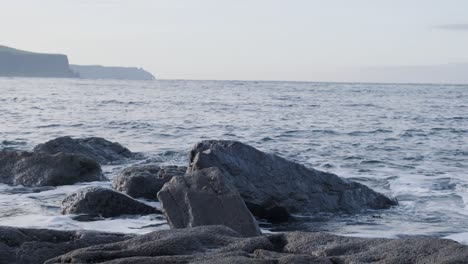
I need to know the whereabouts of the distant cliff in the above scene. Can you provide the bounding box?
[0,45,76,78]
[0,45,156,80]
[70,65,155,80]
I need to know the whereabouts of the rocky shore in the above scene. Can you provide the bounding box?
[0,137,467,263]
[3,225,468,264]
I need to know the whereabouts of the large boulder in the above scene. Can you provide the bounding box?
[157,167,262,237]
[34,136,135,164]
[60,186,161,217]
[112,164,186,199]
[0,150,105,187]
[0,226,133,264]
[188,140,397,222]
[45,225,468,264]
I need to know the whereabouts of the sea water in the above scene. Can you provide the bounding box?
[0,78,467,244]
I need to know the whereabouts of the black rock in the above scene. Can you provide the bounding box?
[157,167,262,237]
[188,140,397,222]
[45,225,468,264]
[0,150,105,187]
[60,186,161,217]
[112,164,186,200]
[0,226,133,264]
[34,136,135,164]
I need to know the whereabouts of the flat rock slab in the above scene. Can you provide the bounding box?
[0,226,133,264]
[0,150,105,187]
[34,136,136,164]
[112,164,186,200]
[45,225,468,264]
[61,186,161,217]
[188,140,397,222]
[158,167,261,237]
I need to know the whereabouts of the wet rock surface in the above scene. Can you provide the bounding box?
[0,226,133,264]
[60,186,161,217]
[34,136,135,164]
[45,225,468,264]
[157,167,261,237]
[0,150,104,187]
[188,140,397,221]
[112,164,186,200]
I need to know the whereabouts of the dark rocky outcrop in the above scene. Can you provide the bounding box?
[0,226,133,264]
[0,45,76,78]
[34,136,135,165]
[158,167,261,237]
[188,140,397,222]
[112,164,187,199]
[60,186,161,217]
[0,150,104,187]
[70,65,155,80]
[45,225,468,264]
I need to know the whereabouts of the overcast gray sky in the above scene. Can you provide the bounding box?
[1,0,468,83]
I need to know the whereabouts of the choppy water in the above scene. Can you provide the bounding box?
[0,78,467,244]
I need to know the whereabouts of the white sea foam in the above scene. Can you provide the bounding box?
[0,79,467,244]
[445,233,468,245]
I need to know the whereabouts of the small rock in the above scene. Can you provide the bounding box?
[112,164,186,199]
[157,167,262,237]
[60,186,160,217]
[34,136,135,164]
[0,150,105,187]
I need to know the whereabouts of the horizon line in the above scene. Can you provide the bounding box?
[1,76,467,86]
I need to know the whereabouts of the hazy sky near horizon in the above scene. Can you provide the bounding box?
[1,0,468,83]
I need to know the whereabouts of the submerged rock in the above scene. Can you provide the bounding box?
[158,167,261,237]
[34,136,135,164]
[0,226,133,264]
[60,186,161,217]
[188,140,397,222]
[112,164,186,199]
[45,225,468,264]
[0,150,105,187]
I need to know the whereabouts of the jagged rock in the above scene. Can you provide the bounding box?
[34,136,135,164]
[60,186,161,217]
[157,167,262,237]
[188,140,397,222]
[0,150,104,187]
[0,226,133,264]
[112,164,186,199]
[45,225,468,264]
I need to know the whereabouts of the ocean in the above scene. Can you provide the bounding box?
[0,78,467,244]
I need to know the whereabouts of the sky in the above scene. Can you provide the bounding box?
[1,0,468,83]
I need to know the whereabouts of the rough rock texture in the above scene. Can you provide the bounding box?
[188,140,397,222]
[112,164,186,199]
[0,226,133,264]
[45,225,468,264]
[60,186,161,217]
[281,231,468,264]
[157,167,261,237]
[0,150,105,187]
[34,136,135,164]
